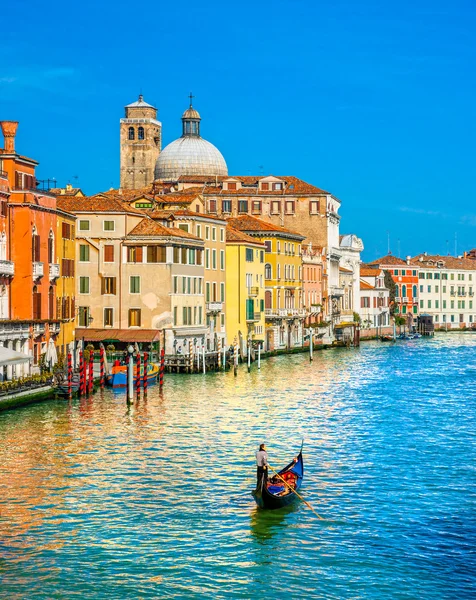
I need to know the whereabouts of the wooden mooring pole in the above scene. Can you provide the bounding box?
[67,351,73,399]
[143,352,148,397]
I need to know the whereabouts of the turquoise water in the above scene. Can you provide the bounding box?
[0,334,475,599]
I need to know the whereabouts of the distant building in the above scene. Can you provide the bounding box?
[50,183,84,197]
[410,254,476,329]
[301,243,325,326]
[359,267,390,330]
[367,255,419,324]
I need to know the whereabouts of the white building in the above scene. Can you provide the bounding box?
[410,254,476,329]
[359,267,390,330]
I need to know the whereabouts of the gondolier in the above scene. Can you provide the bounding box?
[256,443,268,485]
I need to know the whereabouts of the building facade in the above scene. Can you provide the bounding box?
[225,226,266,353]
[410,254,476,329]
[55,209,76,357]
[359,267,390,331]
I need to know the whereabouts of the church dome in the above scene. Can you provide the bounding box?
[155,137,228,180]
[154,98,228,181]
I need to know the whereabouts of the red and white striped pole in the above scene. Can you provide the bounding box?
[79,351,84,397]
[143,352,148,396]
[159,347,165,388]
[136,352,141,398]
[88,351,94,395]
[99,346,105,388]
[67,351,72,399]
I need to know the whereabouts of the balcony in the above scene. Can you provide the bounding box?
[49,263,60,281]
[329,286,344,298]
[33,262,44,279]
[0,170,7,179]
[0,259,14,277]
[246,311,261,322]
[265,308,287,319]
[457,292,467,297]
[0,321,30,339]
[450,291,456,296]
[33,322,46,336]
[206,301,223,313]
[248,286,259,297]
[49,321,61,334]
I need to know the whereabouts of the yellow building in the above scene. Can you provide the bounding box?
[227,215,306,351]
[56,208,77,357]
[225,226,265,354]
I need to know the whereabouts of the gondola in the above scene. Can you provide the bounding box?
[252,445,304,510]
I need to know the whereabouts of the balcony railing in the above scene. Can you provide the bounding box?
[33,322,46,335]
[248,286,259,297]
[49,263,60,281]
[206,301,223,313]
[329,286,344,297]
[0,259,14,277]
[33,262,44,278]
[0,321,30,337]
[246,312,261,322]
[49,321,61,334]
[0,170,7,179]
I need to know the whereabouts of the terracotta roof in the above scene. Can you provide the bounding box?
[226,214,305,240]
[367,254,407,267]
[49,187,83,196]
[226,226,265,245]
[360,280,374,290]
[98,187,154,201]
[361,266,383,277]
[147,209,224,222]
[127,218,201,240]
[172,175,329,196]
[76,328,161,343]
[57,195,143,215]
[409,254,476,271]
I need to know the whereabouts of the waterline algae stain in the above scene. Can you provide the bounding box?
[0,334,474,598]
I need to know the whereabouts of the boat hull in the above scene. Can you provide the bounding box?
[107,364,159,388]
[252,450,304,510]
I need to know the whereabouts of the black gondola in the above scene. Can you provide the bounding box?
[252,446,304,510]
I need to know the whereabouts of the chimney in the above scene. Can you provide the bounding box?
[0,121,19,153]
[406,255,411,265]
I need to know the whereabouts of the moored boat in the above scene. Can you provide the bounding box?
[107,362,159,388]
[252,446,304,510]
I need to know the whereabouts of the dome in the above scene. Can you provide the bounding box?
[182,107,201,120]
[155,137,228,180]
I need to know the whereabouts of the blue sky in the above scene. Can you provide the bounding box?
[1,0,475,260]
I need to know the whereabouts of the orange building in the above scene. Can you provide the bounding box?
[0,121,71,370]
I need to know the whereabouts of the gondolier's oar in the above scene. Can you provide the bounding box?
[268,464,325,520]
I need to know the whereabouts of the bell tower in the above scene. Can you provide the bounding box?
[120,95,162,189]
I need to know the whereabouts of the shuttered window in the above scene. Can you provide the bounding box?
[127,246,143,263]
[102,277,116,295]
[104,245,114,262]
[32,234,41,262]
[128,309,141,327]
[79,245,90,262]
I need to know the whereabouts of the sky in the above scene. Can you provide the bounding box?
[1,0,475,260]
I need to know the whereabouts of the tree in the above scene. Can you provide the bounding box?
[394,315,406,332]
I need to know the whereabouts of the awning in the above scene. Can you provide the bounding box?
[0,347,32,367]
[75,328,162,343]
[335,322,358,329]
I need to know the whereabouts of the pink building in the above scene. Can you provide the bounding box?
[302,244,325,325]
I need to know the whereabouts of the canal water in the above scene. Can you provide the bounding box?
[0,334,475,599]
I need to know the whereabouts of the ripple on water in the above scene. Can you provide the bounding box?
[0,334,475,599]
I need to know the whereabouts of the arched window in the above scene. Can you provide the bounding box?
[128,127,135,140]
[395,284,399,297]
[32,227,40,262]
[265,264,272,280]
[402,284,407,298]
[138,127,144,140]
[48,230,55,264]
[265,290,272,309]
[33,285,41,319]
[412,285,417,297]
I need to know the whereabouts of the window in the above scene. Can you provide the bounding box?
[252,201,261,214]
[412,270,417,276]
[361,297,370,308]
[173,306,178,325]
[102,277,117,295]
[212,249,217,269]
[309,201,319,214]
[221,282,225,302]
[129,309,141,327]
[220,250,225,270]
[271,201,281,215]
[138,126,144,140]
[413,285,417,297]
[62,222,72,239]
[238,200,248,213]
[265,264,272,279]
[402,285,407,297]
[178,223,190,233]
[32,233,41,262]
[246,248,254,262]
[260,250,264,263]
[79,276,90,294]
[261,182,269,191]
[48,233,54,263]
[285,201,295,215]
[212,227,216,241]
[78,306,89,327]
[420,285,423,293]
[128,127,135,140]
[427,285,431,293]
[395,270,399,276]
[182,306,192,325]
[79,244,90,262]
[103,220,115,232]
[127,246,143,263]
[426,272,432,279]
[443,300,446,309]
[227,182,236,190]
[428,300,432,308]
[135,202,153,208]
[220,228,224,242]
[277,241,281,254]
[147,246,166,263]
[209,200,217,213]
[435,300,439,308]
[104,245,114,262]
[79,220,90,231]
[273,182,283,191]
[264,240,271,252]
[205,249,210,269]
[277,264,281,279]
[222,200,231,213]
[130,276,140,294]
[419,272,425,279]
[205,226,210,240]
[206,282,210,302]
[104,308,113,327]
